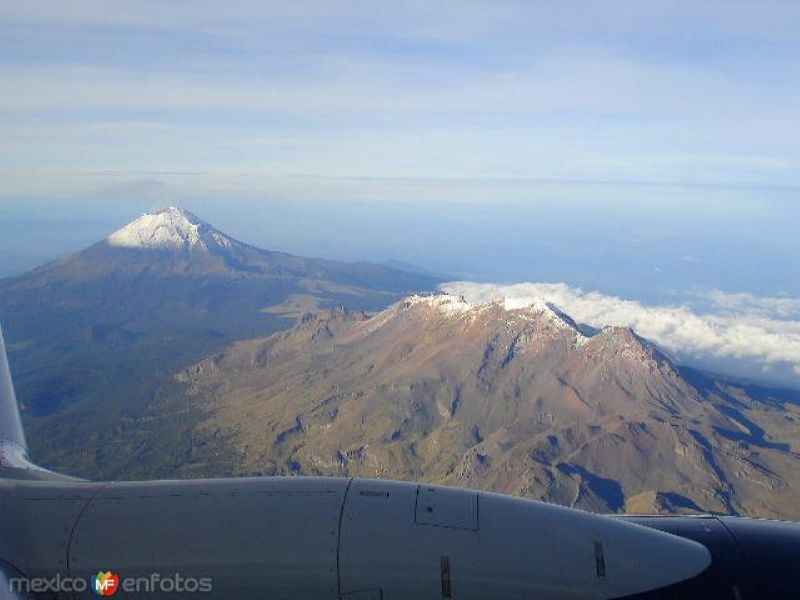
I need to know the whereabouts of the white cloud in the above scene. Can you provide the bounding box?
[696,290,800,319]
[440,281,800,385]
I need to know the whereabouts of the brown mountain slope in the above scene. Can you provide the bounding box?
[179,295,800,519]
[0,207,438,474]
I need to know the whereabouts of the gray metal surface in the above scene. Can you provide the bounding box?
[0,559,29,600]
[69,477,348,598]
[0,479,103,580]
[339,478,710,599]
[0,475,714,599]
[0,326,25,453]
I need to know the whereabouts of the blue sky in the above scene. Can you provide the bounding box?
[1,1,798,197]
[1,2,799,384]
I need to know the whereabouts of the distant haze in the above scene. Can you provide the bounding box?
[2,188,798,300]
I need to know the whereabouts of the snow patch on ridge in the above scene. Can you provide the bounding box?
[505,297,581,332]
[404,293,588,339]
[405,293,476,314]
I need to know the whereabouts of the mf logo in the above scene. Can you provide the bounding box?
[91,571,120,596]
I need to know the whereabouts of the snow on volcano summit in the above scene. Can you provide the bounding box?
[401,293,588,343]
[106,207,236,251]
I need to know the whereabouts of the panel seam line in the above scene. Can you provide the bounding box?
[336,477,355,597]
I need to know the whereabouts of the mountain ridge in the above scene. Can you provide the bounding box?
[172,294,800,519]
[1,209,798,521]
[0,208,439,474]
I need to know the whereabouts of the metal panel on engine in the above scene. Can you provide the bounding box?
[67,477,347,598]
[414,485,478,531]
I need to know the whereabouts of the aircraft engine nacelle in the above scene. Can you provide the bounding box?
[3,476,713,599]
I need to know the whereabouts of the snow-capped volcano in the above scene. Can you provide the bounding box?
[95,207,443,294]
[175,289,800,519]
[106,207,237,252]
[12,205,438,289]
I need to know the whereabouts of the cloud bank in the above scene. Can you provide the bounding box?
[440,281,800,387]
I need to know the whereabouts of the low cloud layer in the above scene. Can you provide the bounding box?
[440,281,800,387]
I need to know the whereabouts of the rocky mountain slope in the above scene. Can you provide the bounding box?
[177,295,800,519]
[0,207,438,470]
